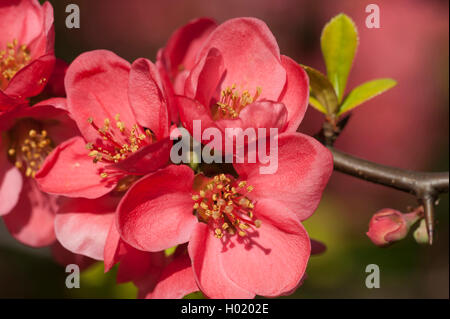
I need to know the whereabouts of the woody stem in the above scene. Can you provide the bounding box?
[326,146,449,244]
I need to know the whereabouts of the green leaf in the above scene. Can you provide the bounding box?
[183,291,206,299]
[302,65,339,115]
[309,96,327,114]
[338,78,397,115]
[321,13,358,102]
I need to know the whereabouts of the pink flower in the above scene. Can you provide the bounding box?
[52,194,121,261]
[105,214,198,299]
[110,243,199,299]
[48,170,197,299]
[103,201,198,298]
[0,0,55,110]
[47,192,165,289]
[116,133,333,298]
[157,17,217,95]
[58,193,199,298]
[0,100,78,247]
[104,223,168,288]
[170,18,309,144]
[50,193,164,284]
[144,239,326,299]
[142,249,199,299]
[35,50,172,199]
[157,17,217,123]
[366,208,422,247]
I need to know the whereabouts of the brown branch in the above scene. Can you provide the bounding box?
[329,147,449,244]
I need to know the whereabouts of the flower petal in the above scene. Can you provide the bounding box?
[234,133,333,221]
[12,100,79,145]
[64,50,135,144]
[156,58,179,123]
[103,220,166,285]
[34,97,68,111]
[196,18,286,101]
[161,17,217,79]
[110,136,171,175]
[0,0,48,48]
[221,199,310,297]
[188,223,255,299]
[41,58,68,98]
[177,95,218,143]
[146,254,198,299]
[0,164,22,216]
[0,101,70,131]
[117,165,197,252]
[103,219,123,272]
[129,58,169,140]
[26,1,54,58]
[185,47,225,107]
[0,90,22,110]
[0,137,22,216]
[118,250,165,284]
[3,179,56,247]
[5,54,55,99]
[217,100,288,146]
[55,195,119,260]
[35,136,117,199]
[279,55,309,132]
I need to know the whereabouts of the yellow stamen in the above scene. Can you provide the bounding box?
[191,174,261,240]
[1,39,31,90]
[213,85,262,119]
[84,113,152,178]
[7,124,53,179]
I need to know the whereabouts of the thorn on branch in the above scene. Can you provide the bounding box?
[421,195,435,245]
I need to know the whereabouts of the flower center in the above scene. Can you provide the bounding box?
[192,173,261,239]
[212,84,261,120]
[85,114,153,178]
[7,119,53,178]
[0,39,31,90]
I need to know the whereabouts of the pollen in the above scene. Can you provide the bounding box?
[192,174,261,239]
[0,39,31,90]
[212,84,262,120]
[7,124,53,179]
[85,114,154,176]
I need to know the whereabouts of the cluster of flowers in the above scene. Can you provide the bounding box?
[0,0,334,298]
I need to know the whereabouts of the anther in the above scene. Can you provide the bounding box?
[238,230,247,237]
[191,175,261,240]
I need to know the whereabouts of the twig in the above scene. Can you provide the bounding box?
[329,147,449,244]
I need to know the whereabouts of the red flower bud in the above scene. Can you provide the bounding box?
[366,208,421,247]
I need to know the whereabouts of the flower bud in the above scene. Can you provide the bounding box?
[413,219,429,244]
[366,208,421,247]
